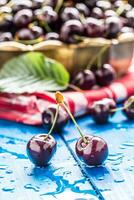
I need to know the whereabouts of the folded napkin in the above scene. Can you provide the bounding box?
[0,60,134,125]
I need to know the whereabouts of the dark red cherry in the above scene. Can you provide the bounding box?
[123,96,134,120]
[15,28,35,40]
[60,20,84,43]
[90,98,116,124]
[12,1,33,13]
[0,14,13,31]
[126,9,134,28]
[75,135,108,166]
[45,32,60,40]
[71,69,96,90]
[96,0,111,11]
[27,134,57,167]
[0,32,13,42]
[0,0,8,6]
[13,9,33,27]
[32,0,43,10]
[84,0,97,9]
[75,3,90,17]
[121,26,134,34]
[61,7,80,22]
[91,7,104,19]
[95,64,116,86]
[84,17,105,37]
[42,104,69,130]
[104,10,117,18]
[30,25,44,38]
[105,16,122,39]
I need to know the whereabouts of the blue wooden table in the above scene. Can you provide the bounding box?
[0,108,134,200]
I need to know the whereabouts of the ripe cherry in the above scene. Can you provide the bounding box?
[60,19,84,43]
[71,69,96,90]
[13,9,33,27]
[27,103,60,167]
[95,64,116,86]
[0,32,13,42]
[42,104,69,130]
[90,98,116,124]
[61,7,80,22]
[27,134,57,166]
[75,135,108,166]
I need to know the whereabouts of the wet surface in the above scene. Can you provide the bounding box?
[1,109,134,199]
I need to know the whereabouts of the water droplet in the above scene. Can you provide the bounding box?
[27,172,34,176]
[24,184,40,192]
[6,170,13,174]
[97,177,104,181]
[0,165,8,170]
[122,141,134,147]
[10,180,15,182]
[114,178,125,183]
[2,187,15,192]
[111,167,119,171]
[0,176,4,179]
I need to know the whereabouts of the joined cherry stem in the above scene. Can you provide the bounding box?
[62,102,88,144]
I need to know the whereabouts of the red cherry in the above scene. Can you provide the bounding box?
[76,135,108,166]
[27,134,57,167]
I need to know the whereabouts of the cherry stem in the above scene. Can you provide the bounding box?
[62,102,88,144]
[86,44,110,69]
[55,0,64,13]
[116,4,126,16]
[47,104,60,136]
[68,84,84,93]
[110,97,134,112]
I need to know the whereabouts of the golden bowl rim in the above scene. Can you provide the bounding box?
[0,33,133,52]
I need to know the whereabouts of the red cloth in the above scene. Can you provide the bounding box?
[0,60,134,125]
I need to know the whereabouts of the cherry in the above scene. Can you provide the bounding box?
[15,28,35,41]
[123,96,134,120]
[75,135,108,166]
[27,102,60,167]
[91,7,104,19]
[45,32,60,40]
[84,0,97,9]
[0,14,13,31]
[30,25,44,38]
[84,17,105,37]
[13,9,33,27]
[104,10,117,18]
[126,9,134,28]
[71,69,96,90]
[96,1,111,11]
[61,7,80,22]
[90,98,116,124]
[27,134,57,166]
[0,32,13,42]
[105,16,122,39]
[12,1,33,13]
[55,91,109,166]
[0,0,8,6]
[121,26,134,34]
[95,64,116,86]
[42,104,69,130]
[75,3,90,17]
[32,0,44,10]
[60,19,84,43]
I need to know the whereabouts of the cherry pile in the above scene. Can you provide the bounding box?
[0,0,133,43]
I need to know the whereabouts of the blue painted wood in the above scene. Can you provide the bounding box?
[0,120,98,200]
[1,108,134,200]
[62,110,134,200]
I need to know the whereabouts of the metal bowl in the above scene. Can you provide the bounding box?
[0,32,133,76]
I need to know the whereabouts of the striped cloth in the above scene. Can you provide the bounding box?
[0,60,134,125]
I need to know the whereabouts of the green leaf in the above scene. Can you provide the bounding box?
[0,52,70,93]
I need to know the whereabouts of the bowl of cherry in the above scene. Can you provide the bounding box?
[0,0,133,76]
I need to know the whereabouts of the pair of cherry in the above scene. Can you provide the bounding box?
[27,92,108,167]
